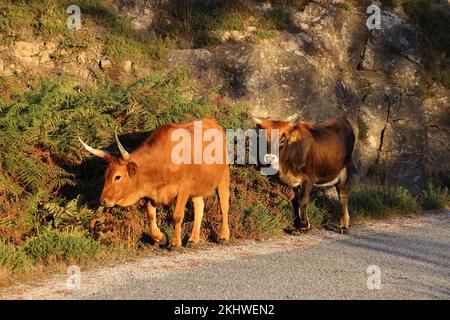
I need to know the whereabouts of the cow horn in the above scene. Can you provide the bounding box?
[247,110,261,124]
[115,129,130,160]
[78,136,110,159]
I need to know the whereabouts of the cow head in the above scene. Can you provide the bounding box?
[251,115,308,173]
[251,114,302,147]
[78,131,141,208]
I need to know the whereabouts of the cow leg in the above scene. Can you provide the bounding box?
[171,191,190,248]
[336,166,351,233]
[188,197,204,244]
[299,179,313,232]
[146,202,165,243]
[292,187,301,230]
[217,169,230,242]
[292,180,313,235]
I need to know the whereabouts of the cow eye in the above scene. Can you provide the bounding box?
[114,175,122,182]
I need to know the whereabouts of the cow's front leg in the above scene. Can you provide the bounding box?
[188,197,204,244]
[146,202,165,243]
[171,191,190,248]
[298,179,313,232]
[292,186,301,230]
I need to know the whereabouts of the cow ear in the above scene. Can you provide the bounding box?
[288,129,302,143]
[127,162,138,177]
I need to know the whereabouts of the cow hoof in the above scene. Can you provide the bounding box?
[216,237,228,245]
[340,227,349,235]
[291,230,302,237]
[168,245,183,252]
[157,234,169,248]
[186,240,200,248]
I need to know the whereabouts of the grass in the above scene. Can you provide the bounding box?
[263,7,293,30]
[23,228,100,264]
[335,2,353,11]
[349,184,419,219]
[161,0,303,46]
[0,240,30,272]
[240,204,287,238]
[418,184,449,210]
[310,183,421,225]
[0,0,168,68]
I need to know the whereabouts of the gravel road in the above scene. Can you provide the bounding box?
[2,212,449,300]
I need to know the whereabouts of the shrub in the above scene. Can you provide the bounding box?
[335,2,353,11]
[264,7,292,30]
[23,229,100,264]
[0,240,30,272]
[306,199,328,228]
[349,184,419,219]
[439,171,450,189]
[419,184,449,210]
[240,204,286,238]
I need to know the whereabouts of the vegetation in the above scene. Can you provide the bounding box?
[23,228,100,264]
[335,2,353,11]
[0,240,30,272]
[159,0,304,46]
[0,0,168,67]
[419,184,449,210]
[349,184,419,219]
[357,117,369,142]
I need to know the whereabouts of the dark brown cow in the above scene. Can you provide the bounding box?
[253,115,356,234]
[79,118,230,247]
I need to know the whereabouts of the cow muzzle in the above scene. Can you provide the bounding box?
[264,153,279,165]
[100,198,115,208]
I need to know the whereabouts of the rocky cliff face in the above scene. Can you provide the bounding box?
[1,0,448,194]
[164,1,449,194]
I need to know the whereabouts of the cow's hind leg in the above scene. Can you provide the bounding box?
[188,196,204,244]
[336,165,351,234]
[146,202,165,243]
[217,169,230,242]
[171,191,190,248]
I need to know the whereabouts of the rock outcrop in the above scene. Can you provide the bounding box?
[164,1,449,194]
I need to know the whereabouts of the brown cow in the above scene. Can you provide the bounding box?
[252,115,356,234]
[79,118,230,247]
